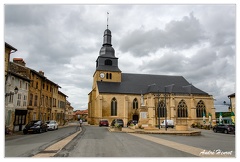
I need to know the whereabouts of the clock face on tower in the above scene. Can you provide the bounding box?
[100,73,105,78]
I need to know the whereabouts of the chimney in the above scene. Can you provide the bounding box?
[39,71,44,76]
[13,58,26,66]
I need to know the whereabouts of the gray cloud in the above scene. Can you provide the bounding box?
[5,5,52,26]
[119,12,206,56]
[4,4,236,110]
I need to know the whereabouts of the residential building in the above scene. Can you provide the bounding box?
[9,58,67,127]
[51,81,61,121]
[56,91,68,125]
[228,93,235,114]
[65,101,74,122]
[5,42,17,79]
[74,109,88,121]
[40,73,61,121]
[5,70,30,132]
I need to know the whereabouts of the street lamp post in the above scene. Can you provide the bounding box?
[158,89,160,129]
[223,101,232,112]
[5,86,19,97]
[147,83,160,129]
[164,86,167,131]
[164,84,174,131]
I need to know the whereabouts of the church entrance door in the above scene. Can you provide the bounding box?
[132,115,139,121]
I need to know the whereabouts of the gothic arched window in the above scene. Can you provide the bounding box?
[105,59,112,66]
[196,100,206,117]
[177,99,188,117]
[157,101,165,117]
[111,97,117,116]
[133,98,138,109]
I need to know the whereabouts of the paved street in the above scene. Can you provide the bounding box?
[56,126,194,157]
[148,129,235,155]
[56,125,235,157]
[5,124,79,157]
[5,124,235,157]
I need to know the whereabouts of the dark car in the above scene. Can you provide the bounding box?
[111,119,124,127]
[23,120,48,134]
[213,124,235,134]
[127,120,138,127]
[99,119,109,127]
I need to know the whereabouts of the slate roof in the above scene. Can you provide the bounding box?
[5,42,17,51]
[97,73,208,95]
[228,93,235,98]
[74,110,88,115]
[8,71,30,82]
[96,65,121,72]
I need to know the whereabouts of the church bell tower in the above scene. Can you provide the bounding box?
[92,28,122,89]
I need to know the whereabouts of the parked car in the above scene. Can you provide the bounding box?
[160,120,174,128]
[127,120,138,127]
[111,119,124,127]
[23,120,48,134]
[213,124,235,134]
[99,119,109,127]
[46,120,58,130]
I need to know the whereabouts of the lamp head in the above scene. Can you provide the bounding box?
[14,87,18,94]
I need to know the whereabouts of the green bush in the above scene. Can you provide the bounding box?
[114,123,122,128]
[191,122,198,128]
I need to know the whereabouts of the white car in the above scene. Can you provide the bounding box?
[160,120,174,128]
[46,120,58,130]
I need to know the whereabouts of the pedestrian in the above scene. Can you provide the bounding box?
[79,119,83,127]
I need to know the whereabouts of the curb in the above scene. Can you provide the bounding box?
[33,128,82,157]
[108,127,201,136]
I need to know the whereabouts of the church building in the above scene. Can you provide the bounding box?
[88,27,216,128]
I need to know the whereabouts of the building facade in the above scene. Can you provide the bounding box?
[88,28,216,127]
[5,42,17,79]
[74,110,88,121]
[56,91,68,125]
[5,71,30,132]
[65,101,74,122]
[228,93,235,114]
[6,57,69,132]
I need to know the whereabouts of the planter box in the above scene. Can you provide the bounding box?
[114,127,122,131]
[176,125,188,131]
[129,126,135,130]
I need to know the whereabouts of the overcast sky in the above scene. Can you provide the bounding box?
[4,4,236,111]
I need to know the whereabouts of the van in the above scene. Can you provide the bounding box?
[160,120,174,128]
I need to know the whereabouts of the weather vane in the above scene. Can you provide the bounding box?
[107,12,109,29]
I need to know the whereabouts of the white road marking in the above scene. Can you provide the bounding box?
[33,129,81,157]
[128,133,229,157]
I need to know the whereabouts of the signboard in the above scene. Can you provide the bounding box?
[140,112,147,119]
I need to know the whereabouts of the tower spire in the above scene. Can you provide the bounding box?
[107,12,109,29]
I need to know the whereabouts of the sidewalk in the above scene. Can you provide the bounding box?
[108,127,202,136]
[5,131,22,138]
